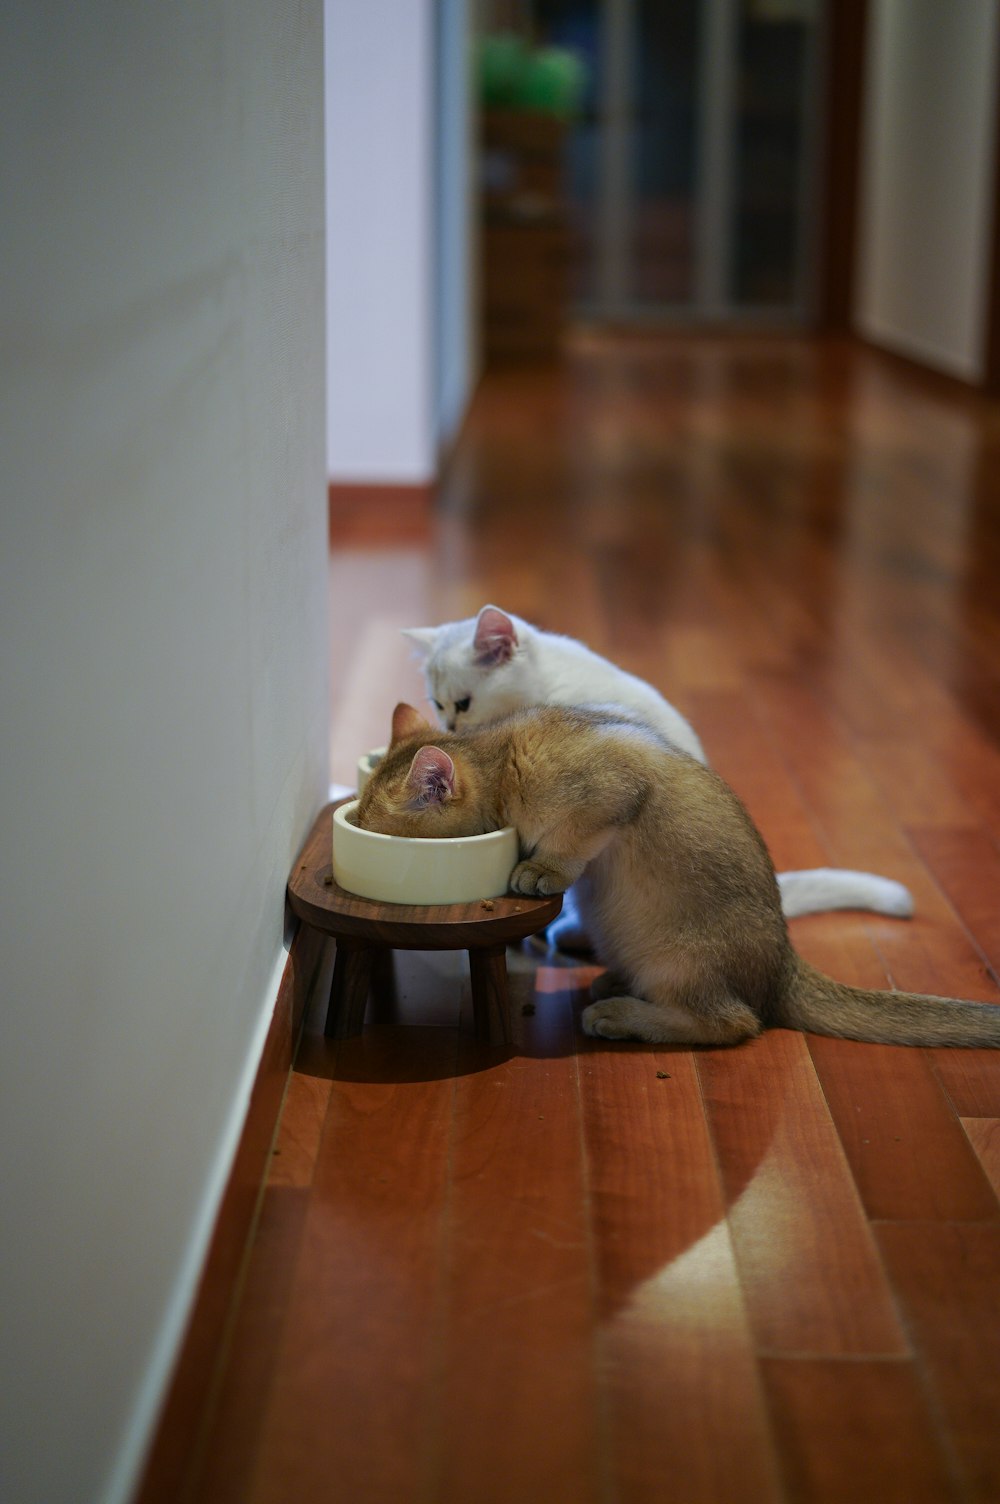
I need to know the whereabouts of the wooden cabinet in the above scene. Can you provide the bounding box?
[481,109,571,361]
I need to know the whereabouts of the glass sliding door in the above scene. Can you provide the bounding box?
[730,0,823,311]
[532,0,825,322]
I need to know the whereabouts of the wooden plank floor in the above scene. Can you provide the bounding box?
[191,334,1000,1503]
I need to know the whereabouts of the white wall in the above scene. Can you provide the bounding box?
[856,0,1000,382]
[0,5,328,1503]
[326,0,436,483]
[326,0,476,484]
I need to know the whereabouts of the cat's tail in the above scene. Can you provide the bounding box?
[777,868,914,919]
[776,955,1000,1048]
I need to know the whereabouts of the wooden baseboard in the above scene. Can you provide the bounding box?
[855,334,992,402]
[328,482,435,547]
[132,922,333,1504]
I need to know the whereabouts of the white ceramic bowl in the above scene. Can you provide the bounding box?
[356,746,388,794]
[332,799,518,905]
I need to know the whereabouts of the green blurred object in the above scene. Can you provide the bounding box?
[479,32,586,118]
[519,47,585,116]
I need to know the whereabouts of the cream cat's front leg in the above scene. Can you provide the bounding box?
[510,817,618,898]
[510,856,582,897]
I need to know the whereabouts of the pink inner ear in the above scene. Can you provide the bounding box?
[407,746,455,805]
[473,605,517,665]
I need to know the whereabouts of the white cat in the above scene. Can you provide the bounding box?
[402,604,914,933]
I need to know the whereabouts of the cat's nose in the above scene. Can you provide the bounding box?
[446,719,456,732]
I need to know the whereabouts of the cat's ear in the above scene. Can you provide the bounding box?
[401,626,437,659]
[473,605,518,666]
[405,746,455,806]
[390,702,433,745]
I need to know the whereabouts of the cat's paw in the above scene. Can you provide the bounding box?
[581,999,643,1040]
[510,860,568,897]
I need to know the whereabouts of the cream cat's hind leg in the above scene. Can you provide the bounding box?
[582,984,761,1046]
[589,969,627,1001]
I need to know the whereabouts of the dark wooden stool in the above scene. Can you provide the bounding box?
[287,802,562,1045]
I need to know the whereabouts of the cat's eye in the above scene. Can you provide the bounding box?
[432,699,444,713]
[455,696,471,714]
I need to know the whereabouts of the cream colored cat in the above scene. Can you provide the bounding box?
[356,702,1000,1048]
[403,604,914,924]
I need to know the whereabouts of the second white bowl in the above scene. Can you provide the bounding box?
[356,746,388,794]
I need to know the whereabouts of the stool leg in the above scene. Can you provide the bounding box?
[468,944,511,1046]
[326,938,373,1039]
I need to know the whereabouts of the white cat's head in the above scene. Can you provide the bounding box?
[401,604,534,731]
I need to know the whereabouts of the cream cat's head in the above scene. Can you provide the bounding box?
[355,702,491,839]
[401,604,533,732]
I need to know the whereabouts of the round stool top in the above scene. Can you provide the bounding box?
[287,802,562,950]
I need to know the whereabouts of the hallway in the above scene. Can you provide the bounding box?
[194,333,1000,1503]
